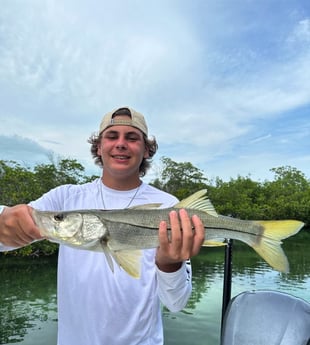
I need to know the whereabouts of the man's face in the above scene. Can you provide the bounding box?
[97,115,149,179]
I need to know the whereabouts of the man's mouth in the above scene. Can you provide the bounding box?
[112,155,130,160]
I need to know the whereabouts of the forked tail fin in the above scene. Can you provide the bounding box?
[252,220,304,273]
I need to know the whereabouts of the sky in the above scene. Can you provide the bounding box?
[0,0,309,183]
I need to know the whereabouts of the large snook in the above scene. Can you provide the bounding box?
[32,190,305,278]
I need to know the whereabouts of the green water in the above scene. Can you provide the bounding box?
[1,231,309,345]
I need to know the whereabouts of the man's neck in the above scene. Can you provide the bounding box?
[101,175,142,191]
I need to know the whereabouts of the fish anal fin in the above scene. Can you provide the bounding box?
[113,250,142,279]
[203,240,226,247]
[175,189,218,217]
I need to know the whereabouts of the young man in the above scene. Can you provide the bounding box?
[0,107,205,345]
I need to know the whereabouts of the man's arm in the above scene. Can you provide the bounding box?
[155,209,205,312]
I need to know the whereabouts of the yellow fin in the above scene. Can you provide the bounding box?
[103,242,142,278]
[203,240,227,247]
[258,220,304,240]
[252,220,304,273]
[113,250,142,279]
[175,189,218,217]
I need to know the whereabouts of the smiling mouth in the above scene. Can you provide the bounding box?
[112,155,130,160]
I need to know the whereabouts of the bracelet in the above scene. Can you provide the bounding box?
[0,205,7,215]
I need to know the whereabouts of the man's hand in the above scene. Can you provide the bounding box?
[155,209,205,272]
[0,205,43,247]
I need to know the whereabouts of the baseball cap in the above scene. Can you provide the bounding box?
[99,107,148,136]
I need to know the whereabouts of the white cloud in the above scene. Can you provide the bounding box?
[287,18,310,43]
[0,0,309,182]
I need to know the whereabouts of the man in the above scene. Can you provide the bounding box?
[0,107,205,345]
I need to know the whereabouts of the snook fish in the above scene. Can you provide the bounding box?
[32,190,304,278]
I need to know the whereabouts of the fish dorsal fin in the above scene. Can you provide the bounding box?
[175,189,218,217]
[128,203,162,210]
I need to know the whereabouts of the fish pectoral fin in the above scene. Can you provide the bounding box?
[102,246,116,274]
[203,240,226,247]
[129,203,162,210]
[113,250,142,279]
[175,189,219,217]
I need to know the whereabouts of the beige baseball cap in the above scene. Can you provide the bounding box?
[99,107,148,136]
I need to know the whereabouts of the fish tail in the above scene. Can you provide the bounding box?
[252,220,304,273]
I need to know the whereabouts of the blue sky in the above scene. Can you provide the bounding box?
[0,0,309,183]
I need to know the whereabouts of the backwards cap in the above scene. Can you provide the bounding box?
[99,107,148,136]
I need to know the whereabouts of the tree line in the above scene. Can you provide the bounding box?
[0,157,309,257]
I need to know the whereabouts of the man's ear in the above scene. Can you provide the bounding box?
[144,147,150,158]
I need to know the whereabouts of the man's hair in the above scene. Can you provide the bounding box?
[88,132,158,177]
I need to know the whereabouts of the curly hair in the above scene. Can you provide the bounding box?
[88,132,158,177]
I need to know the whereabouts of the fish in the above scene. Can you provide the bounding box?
[32,190,305,278]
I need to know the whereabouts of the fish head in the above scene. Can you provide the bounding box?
[33,210,84,238]
[33,209,109,250]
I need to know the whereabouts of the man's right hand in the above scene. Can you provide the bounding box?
[0,205,43,247]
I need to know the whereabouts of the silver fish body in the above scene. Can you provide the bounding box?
[32,190,305,277]
[33,207,268,254]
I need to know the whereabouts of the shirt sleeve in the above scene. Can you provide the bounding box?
[0,243,19,252]
[156,260,192,312]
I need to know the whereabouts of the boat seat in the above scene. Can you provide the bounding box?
[221,290,310,345]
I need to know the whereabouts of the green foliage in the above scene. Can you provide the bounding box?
[0,160,37,205]
[0,159,93,206]
[151,157,208,199]
[207,176,267,219]
[263,166,310,221]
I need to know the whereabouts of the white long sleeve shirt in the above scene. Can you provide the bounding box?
[1,179,192,345]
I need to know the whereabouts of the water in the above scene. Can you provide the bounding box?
[1,231,309,345]
[0,258,57,345]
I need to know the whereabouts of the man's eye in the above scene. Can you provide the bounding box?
[127,136,139,141]
[106,135,118,140]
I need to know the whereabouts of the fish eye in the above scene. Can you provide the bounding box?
[54,213,64,222]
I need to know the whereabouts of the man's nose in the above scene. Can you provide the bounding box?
[115,137,127,150]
